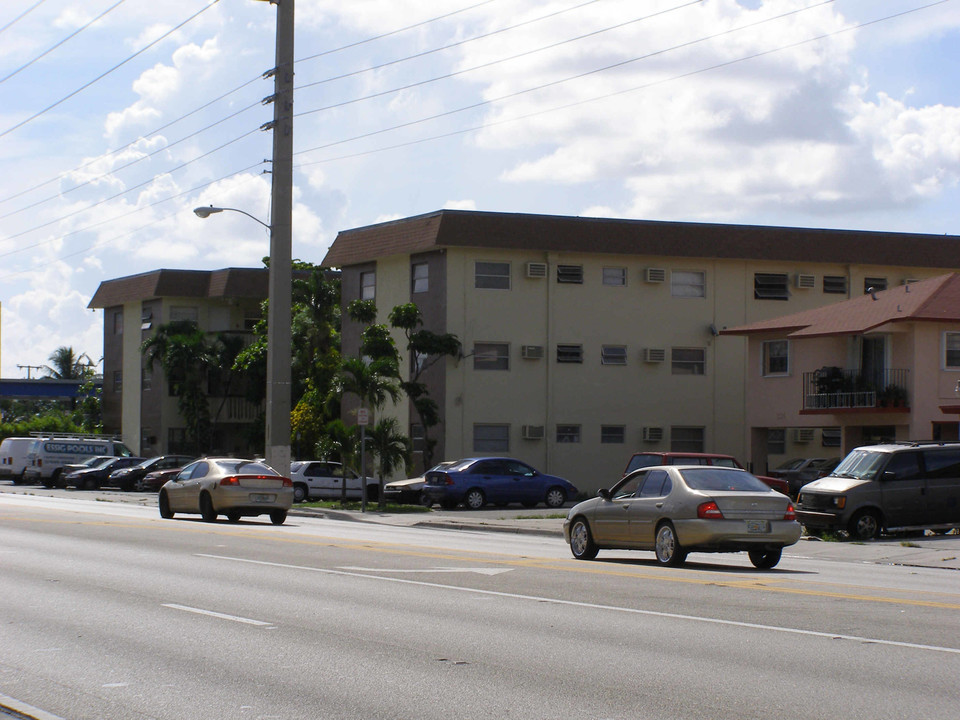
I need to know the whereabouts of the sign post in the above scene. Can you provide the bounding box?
[358,408,369,512]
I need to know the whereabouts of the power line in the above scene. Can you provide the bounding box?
[0,0,46,37]
[0,0,129,86]
[0,0,221,139]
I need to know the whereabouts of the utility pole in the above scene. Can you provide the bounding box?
[263,0,294,477]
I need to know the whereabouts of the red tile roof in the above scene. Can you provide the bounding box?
[722,273,960,338]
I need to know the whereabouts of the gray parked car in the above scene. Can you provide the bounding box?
[797,443,960,540]
[564,465,800,569]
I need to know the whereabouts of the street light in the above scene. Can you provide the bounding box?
[194,202,291,478]
[193,206,270,229]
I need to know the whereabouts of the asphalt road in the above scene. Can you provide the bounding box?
[1,492,958,720]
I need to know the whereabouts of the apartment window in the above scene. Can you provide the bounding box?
[475,261,510,289]
[762,340,789,376]
[474,424,509,453]
[474,342,509,370]
[557,344,583,363]
[142,366,152,391]
[823,275,848,294]
[671,347,705,375]
[601,425,625,444]
[112,371,122,392]
[768,428,786,455]
[603,267,626,286]
[168,428,188,455]
[754,272,789,300]
[601,345,627,365]
[864,277,887,294]
[113,310,123,335]
[411,262,429,293]
[822,427,841,447]
[360,271,376,300]
[244,312,261,331]
[671,426,704,453]
[140,308,153,330]
[170,306,198,323]
[557,265,584,284]
[671,270,705,298]
[556,424,581,443]
[410,423,425,453]
[944,332,960,369]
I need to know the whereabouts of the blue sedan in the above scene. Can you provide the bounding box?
[422,457,578,510]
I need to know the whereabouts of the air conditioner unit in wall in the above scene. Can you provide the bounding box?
[793,428,815,444]
[521,345,544,360]
[642,426,664,442]
[643,348,666,363]
[525,262,547,279]
[795,274,816,289]
[521,425,545,440]
[644,267,666,283]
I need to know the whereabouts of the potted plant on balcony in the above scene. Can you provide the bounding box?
[879,384,908,408]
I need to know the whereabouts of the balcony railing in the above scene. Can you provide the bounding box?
[802,367,909,411]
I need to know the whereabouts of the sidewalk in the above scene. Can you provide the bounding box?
[293,505,960,571]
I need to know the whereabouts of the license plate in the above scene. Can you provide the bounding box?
[249,493,276,503]
[746,520,770,534]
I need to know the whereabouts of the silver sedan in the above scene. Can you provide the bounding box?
[563,465,801,568]
[159,458,294,525]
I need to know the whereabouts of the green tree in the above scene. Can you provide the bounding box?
[388,303,461,469]
[43,346,95,380]
[141,320,216,455]
[366,416,411,510]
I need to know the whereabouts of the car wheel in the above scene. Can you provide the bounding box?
[848,510,880,540]
[293,483,308,503]
[200,493,217,523]
[226,511,241,523]
[270,510,287,525]
[134,478,149,492]
[748,548,782,569]
[158,491,174,519]
[545,486,566,509]
[569,518,598,560]
[83,477,98,491]
[418,492,432,507]
[655,522,687,567]
[464,488,486,510]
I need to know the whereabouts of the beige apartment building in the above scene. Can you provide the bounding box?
[322,210,960,493]
[88,268,268,457]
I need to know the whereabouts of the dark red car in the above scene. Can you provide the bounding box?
[623,451,789,495]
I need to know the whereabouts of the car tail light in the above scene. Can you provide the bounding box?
[784,504,796,521]
[435,472,454,486]
[281,477,292,487]
[220,476,240,486]
[697,501,723,519]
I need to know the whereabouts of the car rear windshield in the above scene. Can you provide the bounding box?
[680,468,771,492]
[215,460,278,476]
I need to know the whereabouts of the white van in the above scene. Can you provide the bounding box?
[23,434,134,488]
[0,437,34,484]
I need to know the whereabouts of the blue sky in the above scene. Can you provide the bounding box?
[1,0,959,378]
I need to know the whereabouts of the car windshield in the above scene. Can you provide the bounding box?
[680,468,771,492]
[830,450,887,480]
[84,456,113,468]
[214,460,278,476]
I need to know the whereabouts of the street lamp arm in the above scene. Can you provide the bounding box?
[193,205,270,229]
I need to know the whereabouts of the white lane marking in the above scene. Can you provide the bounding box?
[0,692,68,720]
[162,603,274,627]
[197,553,960,656]
[338,566,512,576]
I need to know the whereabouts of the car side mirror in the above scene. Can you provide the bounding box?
[598,488,611,500]
[882,470,897,481]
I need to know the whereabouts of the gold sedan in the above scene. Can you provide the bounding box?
[159,458,294,525]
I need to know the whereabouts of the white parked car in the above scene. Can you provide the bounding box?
[288,460,377,502]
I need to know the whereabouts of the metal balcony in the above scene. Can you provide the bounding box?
[802,367,909,411]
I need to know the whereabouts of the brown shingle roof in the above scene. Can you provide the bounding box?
[88,268,270,308]
[722,273,960,338]
[321,209,960,269]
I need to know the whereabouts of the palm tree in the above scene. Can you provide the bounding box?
[366,417,411,510]
[318,419,360,505]
[141,321,216,455]
[329,357,401,503]
[44,347,94,380]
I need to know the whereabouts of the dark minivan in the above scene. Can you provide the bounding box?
[797,442,960,539]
